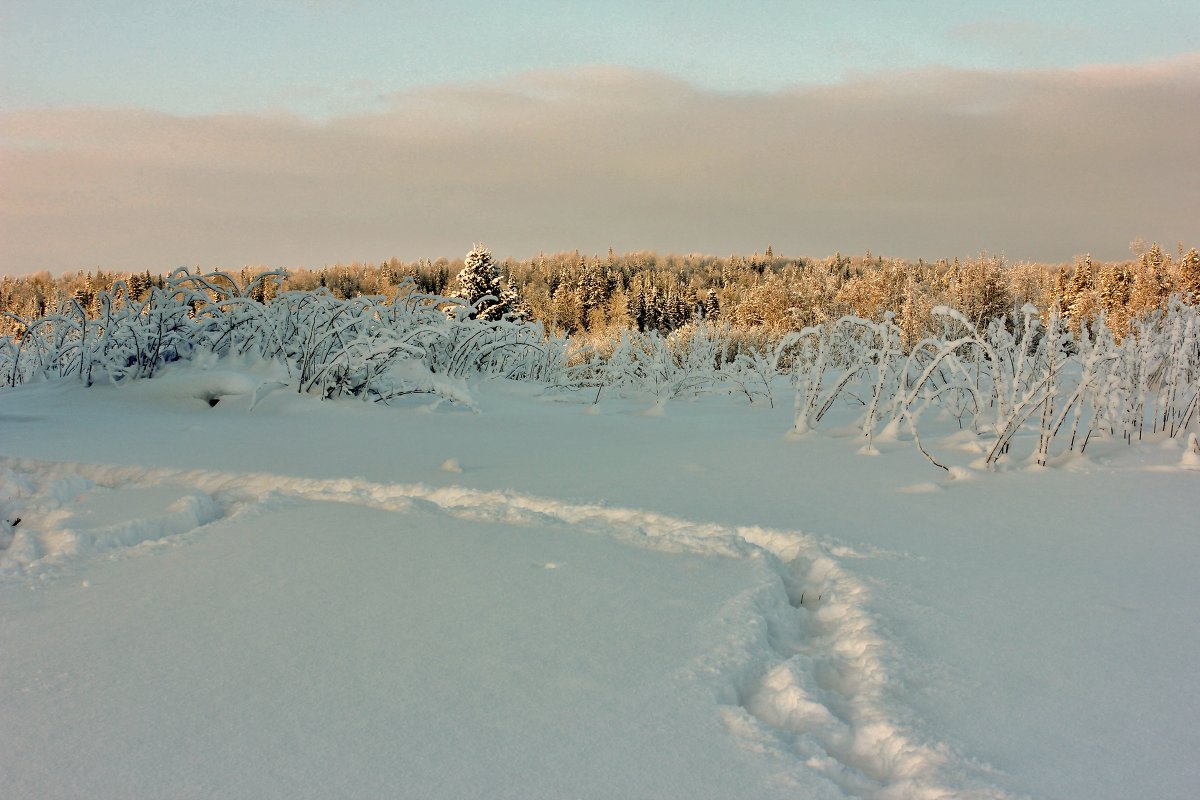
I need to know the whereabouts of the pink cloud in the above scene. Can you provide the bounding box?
[2,56,1198,275]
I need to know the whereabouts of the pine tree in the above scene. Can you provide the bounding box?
[579,259,609,329]
[499,279,527,320]
[72,274,94,315]
[898,272,928,348]
[127,271,149,303]
[1065,255,1095,331]
[1131,242,1171,316]
[1178,248,1200,302]
[644,285,666,331]
[1053,266,1072,317]
[950,255,1012,329]
[704,288,720,320]
[602,285,628,330]
[1096,261,1134,338]
[453,244,509,321]
[629,289,646,332]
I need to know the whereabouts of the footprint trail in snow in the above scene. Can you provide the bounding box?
[0,455,1008,799]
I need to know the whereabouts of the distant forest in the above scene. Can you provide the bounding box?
[3,242,1199,346]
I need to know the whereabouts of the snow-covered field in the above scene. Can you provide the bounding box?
[2,366,1198,799]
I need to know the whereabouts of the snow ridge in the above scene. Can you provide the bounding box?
[0,456,1007,799]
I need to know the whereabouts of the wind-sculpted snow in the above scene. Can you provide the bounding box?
[0,455,1007,799]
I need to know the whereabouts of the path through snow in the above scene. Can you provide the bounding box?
[0,455,1006,799]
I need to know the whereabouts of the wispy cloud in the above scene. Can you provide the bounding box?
[2,56,1198,274]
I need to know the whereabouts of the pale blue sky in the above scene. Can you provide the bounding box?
[2,2,1199,273]
[3,1,1198,116]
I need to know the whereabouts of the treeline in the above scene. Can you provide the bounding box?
[4,267,1197,474]
[4,243,1199,344]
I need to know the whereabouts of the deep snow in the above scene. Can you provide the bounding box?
[2,366,1198,799]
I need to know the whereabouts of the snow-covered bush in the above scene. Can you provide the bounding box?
[562,322,726,402]
[3,271,1197,469]
[779,299,1200,469]
[0,270,565,406]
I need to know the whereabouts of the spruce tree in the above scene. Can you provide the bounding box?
[1066,255,1095,330]
[1178,248,1200,302]
[1097,261,1134,336]
[704,288,720,320]
[453,244,512,321]
[1131,242,1171,316]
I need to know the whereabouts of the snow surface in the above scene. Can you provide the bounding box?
[2,366,1198,799]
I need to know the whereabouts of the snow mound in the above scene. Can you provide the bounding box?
[1182,433,1200,469]
[946,466,975,482]
[137,357,290,408]
[0,470,224,574]
[897,482,942,494]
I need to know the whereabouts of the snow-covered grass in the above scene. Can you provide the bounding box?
[1,364,1198,799]
[6,274,1197,475]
